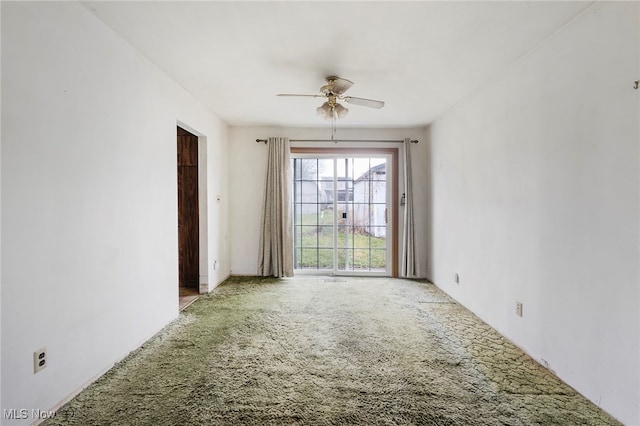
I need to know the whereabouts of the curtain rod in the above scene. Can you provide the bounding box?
[256,138,418,144]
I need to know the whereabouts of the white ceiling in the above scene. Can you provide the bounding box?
[83,1,593,128]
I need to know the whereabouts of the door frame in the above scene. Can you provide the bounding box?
[177,123,209,294]
[291,147,398,277]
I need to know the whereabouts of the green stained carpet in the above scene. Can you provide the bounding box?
[46,276,620,425]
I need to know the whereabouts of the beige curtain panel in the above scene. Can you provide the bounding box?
[258,137,294,277]
[401,138,419,277]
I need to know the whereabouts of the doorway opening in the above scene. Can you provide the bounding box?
[177,127,200,309]
[291,148,398,276]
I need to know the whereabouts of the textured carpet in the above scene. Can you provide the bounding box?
[46,276,620,425]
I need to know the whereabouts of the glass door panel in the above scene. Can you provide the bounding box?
[293,158,334,270]
[335,157,388,273]
[293,155,389,275]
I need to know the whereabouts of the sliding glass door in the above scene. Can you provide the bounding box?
[293,154,391,276]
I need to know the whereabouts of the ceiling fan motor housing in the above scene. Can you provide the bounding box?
[322,76,354,96]
[320,84,334,96]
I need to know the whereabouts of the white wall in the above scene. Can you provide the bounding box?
[228,126,428,277]
[427,2,639,424]
[1,2,229,423]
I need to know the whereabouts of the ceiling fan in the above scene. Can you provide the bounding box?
[277,76,385,121]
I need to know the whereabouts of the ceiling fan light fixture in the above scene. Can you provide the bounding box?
[316,101,348,120]
[334,103,349,119]
[316,102,333,120]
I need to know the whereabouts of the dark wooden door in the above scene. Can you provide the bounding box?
[177,127,199,288]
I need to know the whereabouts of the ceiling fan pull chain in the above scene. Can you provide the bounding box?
[331,112,336,141]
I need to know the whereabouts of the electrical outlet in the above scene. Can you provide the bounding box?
[33,347,47,374]
[516,302,523,317]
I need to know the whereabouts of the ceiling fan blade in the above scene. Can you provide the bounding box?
[277,94,323,98]
[342,96,385,109]
[328,76,354,95]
